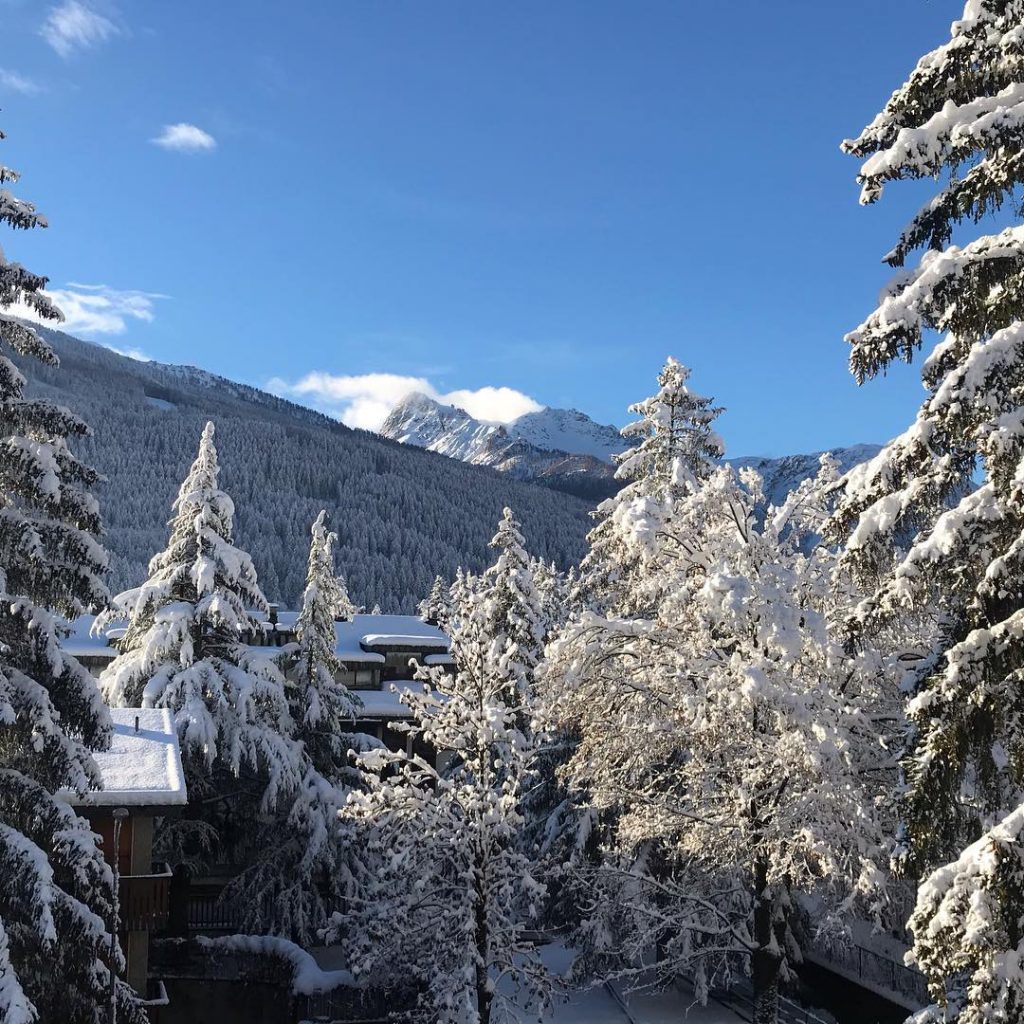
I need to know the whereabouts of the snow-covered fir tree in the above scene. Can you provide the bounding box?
[0,127,145,1024]
[834,4,1024,1019]
[332,517,550,1024]
[329,525,360,622]
[481,507,546,704]
[419,573,450,626]
[99,422,306,882]
[577,356,724,615]
[289,510,363,775]
[224,510,377,941]
[549,380,885,1023]
[530,559,567,640]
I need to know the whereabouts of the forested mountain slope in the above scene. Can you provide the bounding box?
[17,327,593,611]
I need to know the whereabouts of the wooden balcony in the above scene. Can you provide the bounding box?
[120,862,172,932]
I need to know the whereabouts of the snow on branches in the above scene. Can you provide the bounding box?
[578,357,724,616]
[100,422,299,803]
[0,124,144,1024]
[333,511,550,1024]
[550,364,886,1024]
[835,4,1024,1019]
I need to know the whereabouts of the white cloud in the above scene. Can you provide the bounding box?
[0,68,41,95]
[103,342,151,362]
[267,372,544,432]
[443,386,543,424]
[151,123,216,153]
[4,282,166,337]
[41,1,119,58]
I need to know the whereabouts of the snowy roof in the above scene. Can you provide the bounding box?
[248,608,299,631]
[353,682,430,719]
[423,653,455,666]
[336,613,449,658]
[60,614,120,659]
[61,611,450,667]
[69,708,188,809]
[361,633,450,650]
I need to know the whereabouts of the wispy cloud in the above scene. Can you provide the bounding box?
[103,342,151,362]
[52,282,166,335]
[41,1,120,58]
[151,122,216,153]
[0,68,42,95]
[6,282,166,337]
[266,371,543,432]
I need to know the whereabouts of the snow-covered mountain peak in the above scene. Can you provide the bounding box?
[727,444,883,508]
[382,392,626,462]
[509,406,626,462]
[379,393,619,498]
[381,390,882,505]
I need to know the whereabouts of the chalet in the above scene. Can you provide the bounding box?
[253,610,455,752]
[63,610,455,752]
[64,706,188,1013]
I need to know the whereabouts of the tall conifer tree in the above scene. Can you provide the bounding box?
[335,512,549,1024]
[834,5,1024,1019]
[100,422,302,865]
[0,125,145,1024]
[577,357,723,615]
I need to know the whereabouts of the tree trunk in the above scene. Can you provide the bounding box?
[751,857,780,1024]
[475,890,491,1024]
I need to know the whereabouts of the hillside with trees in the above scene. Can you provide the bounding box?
[15,326,594,611]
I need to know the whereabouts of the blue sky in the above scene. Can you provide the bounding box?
[1,0,968,456]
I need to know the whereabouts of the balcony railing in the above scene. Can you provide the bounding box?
[120,862,172,931]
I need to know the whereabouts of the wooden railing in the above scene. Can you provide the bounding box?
[120,862,172,931]
[186,885,246,933]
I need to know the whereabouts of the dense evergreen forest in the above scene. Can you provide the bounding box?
[17,325,592,609]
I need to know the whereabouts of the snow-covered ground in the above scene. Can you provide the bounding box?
[505,944,746,1024]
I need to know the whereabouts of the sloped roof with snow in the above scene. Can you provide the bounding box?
[61,614,121,659]
[70,707,188,809]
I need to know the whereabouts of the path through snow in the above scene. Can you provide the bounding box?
[506,944,746,1024]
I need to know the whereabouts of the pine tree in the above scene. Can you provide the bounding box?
[100,422,303,865]
[222,510,378,941]
[419,573,450,626]
[551,436,885,1023]
[291,510,362,773]
[482,508,545,704]
[834,5,1024,1019]
[329,527,360,622]
[0,126,145,1023]
[577,357,724,615]
[529,560,565,641]
[333,522,550,1024]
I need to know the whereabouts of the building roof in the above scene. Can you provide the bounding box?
[336,613,449,660]
[353,681,431,719]
[69,707,188,809]
[423,653,455,666]
[60,614,121,659]
[61,611,451,668]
